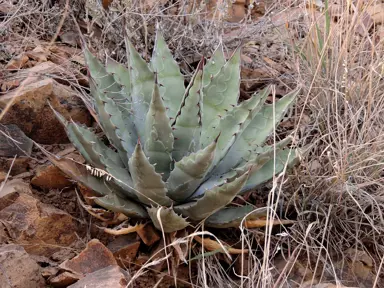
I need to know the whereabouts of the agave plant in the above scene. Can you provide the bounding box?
[48,30,300,233]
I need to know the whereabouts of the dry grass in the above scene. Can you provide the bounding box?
[2,0,384,287]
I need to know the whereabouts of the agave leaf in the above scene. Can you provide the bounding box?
[166,138,217,202]
[192,138,293,198]
[174,170,249,221]
[240,148,300,194]
[50,104,124,169]
[127,39,155,140]
[144,82,174,178]
[202,43,225,87]
[211,86,271,169]
[91,82,136,164]
[94,193,148,218]
[151,30,185,120]
[147,206,189,233]
[84,48,126,103]
[213,89,299,175]
[100,157,138,200]
[172,59,204,161]
[201,48,241,148]
[128,142,173,206]
[106,57,132,102]
[206,206,269,228]
[36,144,109,197]
[235,136,293,176]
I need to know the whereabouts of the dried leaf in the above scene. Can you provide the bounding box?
[194,236,248,254]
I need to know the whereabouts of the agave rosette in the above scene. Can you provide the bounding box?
[49,30,300,233]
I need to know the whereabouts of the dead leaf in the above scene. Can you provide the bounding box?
[194,236,248,254]
[170,229,188,264]
[102,223,145,236]
[244,219,296,228]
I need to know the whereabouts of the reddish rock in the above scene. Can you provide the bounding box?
[0,191,78,257]
[0,78,91,144]
[0,124,33,157]
[137,224,160,246]
[0,156,30,175]
[59,239,117,277]
[0,244,45,288]
[49,271,79,288]
[31,164,72,190]
[108,235,140,267]
[0,171,6,182]
[68,265,128,288]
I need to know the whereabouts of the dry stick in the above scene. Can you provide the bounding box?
[48,0,70,47]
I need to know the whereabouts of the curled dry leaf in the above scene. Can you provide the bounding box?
[244,219,296,228]
[194,236,248,255]
[101,223,145,236]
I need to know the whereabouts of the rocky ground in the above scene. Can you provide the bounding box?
[1,0,384,287]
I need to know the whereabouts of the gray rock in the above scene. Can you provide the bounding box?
[0,244,45,288]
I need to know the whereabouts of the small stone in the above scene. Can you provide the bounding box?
[31,164,72,190]
[0,244,45,288]
[41,266,59,279]
[137,224,160,246]
[134,254,150,268]
[0,124,33,157]
[49,271,79,288]
[60,239,117,277]
[108,234,140,267]
[68,265,129,288]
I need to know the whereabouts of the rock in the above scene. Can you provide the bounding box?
[137,224,160,246]
[0,171,6,182]
[49,271,79,287]
[0,191,78,257]
[59,239,117,278]
[0,156,30,175]
[0,179,31,202]
[0,124,33,157]
[31,164,72,190]
[107,235,140,267]
[68,265,129,288]
[0,78,91,144]
[0,244,45,288]
[41,266,59,279]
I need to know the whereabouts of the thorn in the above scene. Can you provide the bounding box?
[214,133,221,142]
